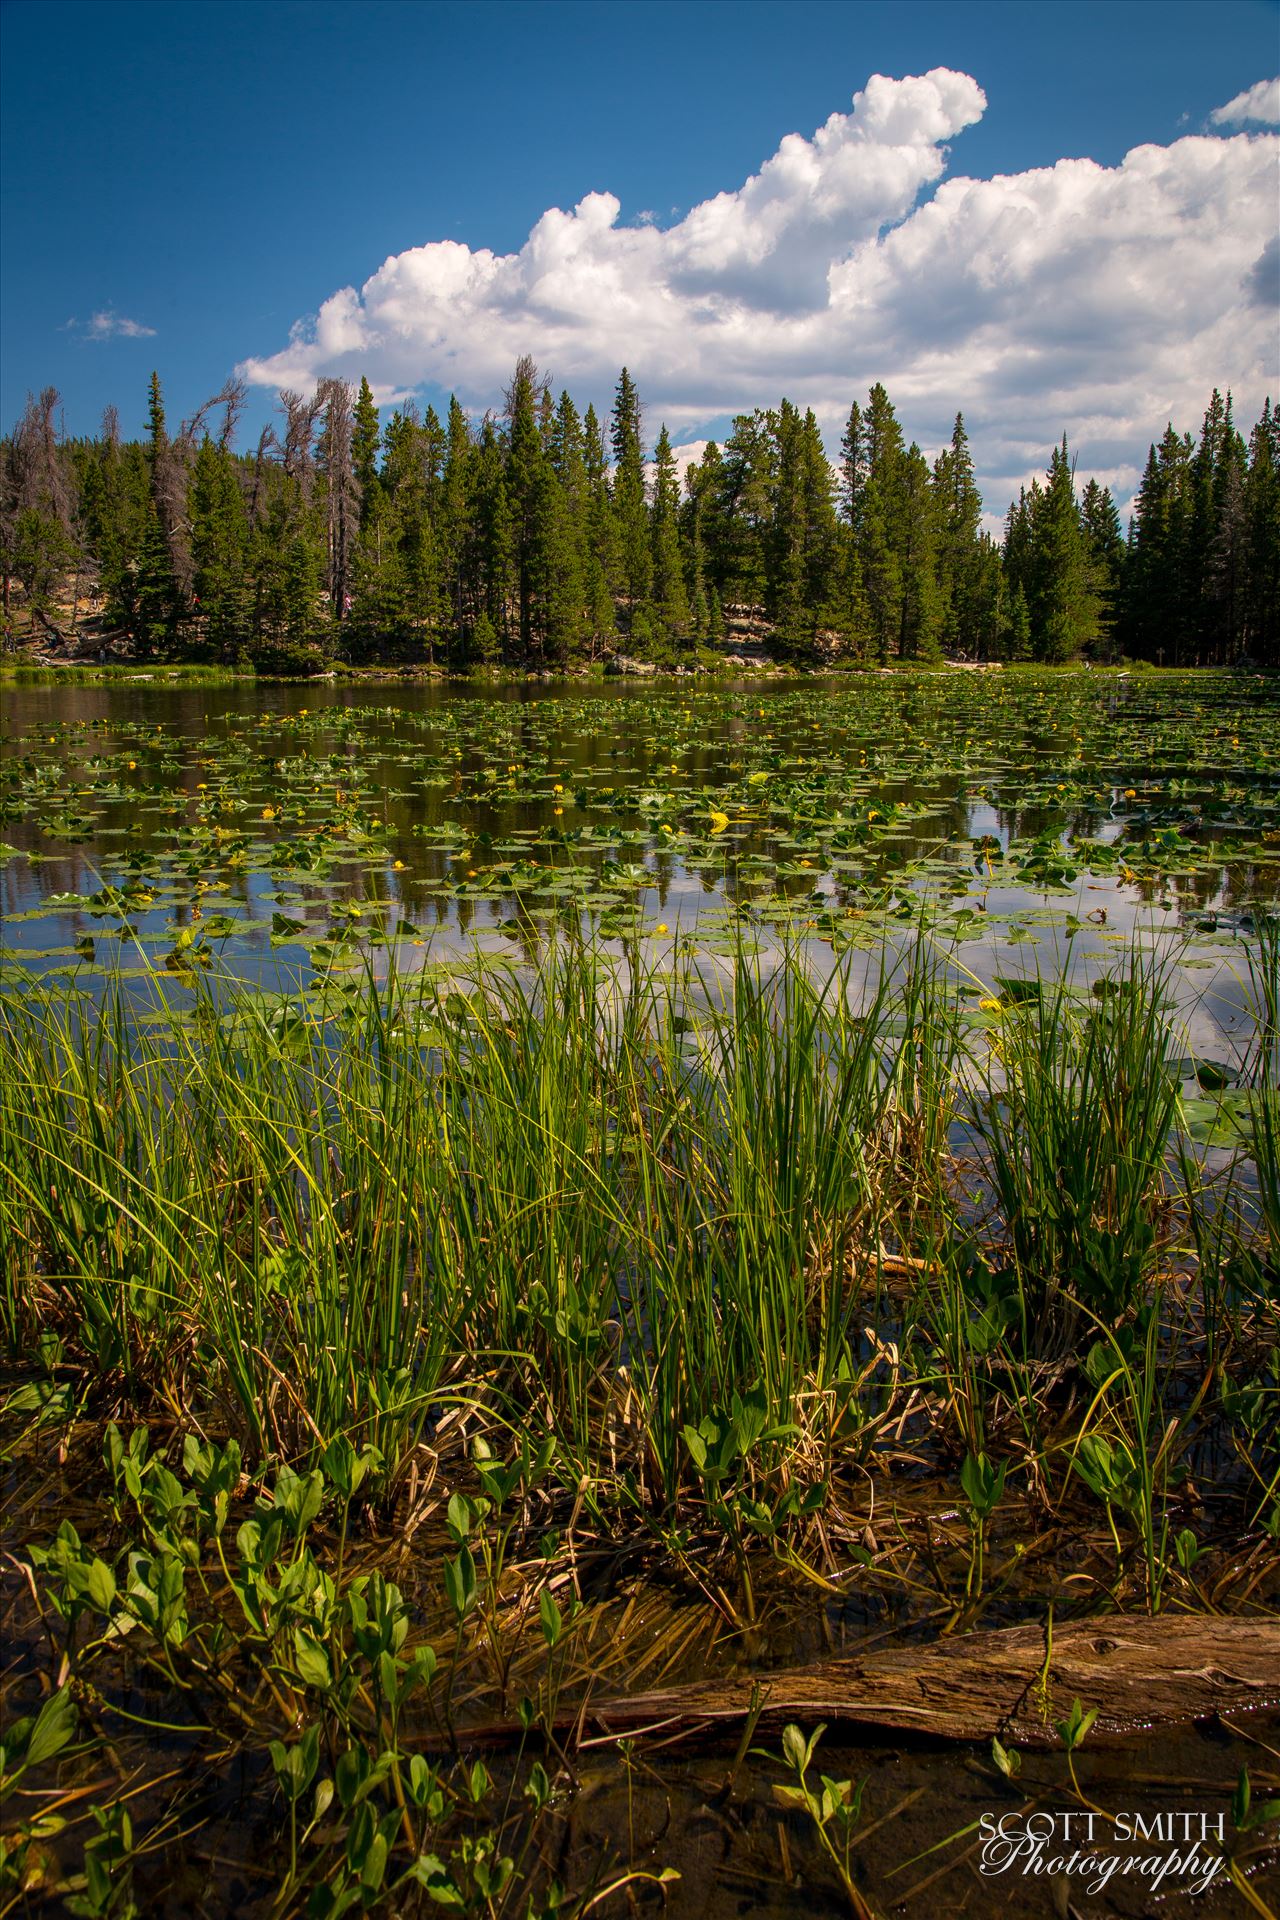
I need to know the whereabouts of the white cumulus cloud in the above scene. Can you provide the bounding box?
[1210,77,1280,125]
[77,309,157,340]
[238,68,1279,517]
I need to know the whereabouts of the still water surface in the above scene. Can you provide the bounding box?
[2,670,1276,1057]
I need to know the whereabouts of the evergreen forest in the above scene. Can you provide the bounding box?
[2,360,1276,672]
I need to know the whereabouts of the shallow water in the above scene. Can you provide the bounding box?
[2,672,1276,1021]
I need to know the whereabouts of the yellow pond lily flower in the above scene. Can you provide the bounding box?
[709,810,730,833]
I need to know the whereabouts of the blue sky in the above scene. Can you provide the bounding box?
[2,0,1277,519]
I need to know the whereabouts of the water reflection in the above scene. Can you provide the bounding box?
[2,674,1276,1038]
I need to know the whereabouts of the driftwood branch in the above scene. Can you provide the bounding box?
[550,1617,1280,1751]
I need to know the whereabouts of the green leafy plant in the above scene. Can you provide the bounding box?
[757,1722,867,1907]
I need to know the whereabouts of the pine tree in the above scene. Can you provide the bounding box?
[549,390,584,493]
[370,407,442,664]
[650,425,690,647]
[505,355,546,659]
[1080,478,1124,658]
[799,408,840,629]
[864,384,904,496]
[190,436,250,657]
[419,405,447,557]
[471,417,514,652]
[142,370,194,613]
[1244,399,1279,665]
[582,402,619,648]
[533,462,586,667]
[122,374,183,653]
[931,414,982,655]
[680,453,712,641]
[352,376,381,526]
[1004,580,1032,660]
[839,399,867,535]
[247,460,325,666]
[717,410,775,610]
[767,402,839,649]
[861,481,902,665]
[1206,396,1249,662]
[133,503,182,656]
[610,368,650,623]
[967,535,1006,662]
[1027,438,1101,662]
[401,499,442,667]
[769,400,809,645]
[1124,426,1194,663]
[80,410,147,631]
[831,536,872,660]
[897,445,942,662]
[281,531,324,656]
[706,583,725,645]
[1188,390,1227,650]
[145,371,167,467]
[857,385,907,661]
[549,388,597,659]
[690,439,728,608]
[440,396,473,655]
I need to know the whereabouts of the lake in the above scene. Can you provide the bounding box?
[3,670,1276,1018]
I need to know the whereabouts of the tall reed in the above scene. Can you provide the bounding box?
[966,948,1183,1347]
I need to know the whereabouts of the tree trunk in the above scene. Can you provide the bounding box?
[507,1617,1280,1751]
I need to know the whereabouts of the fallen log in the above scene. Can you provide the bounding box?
[564,1616,1280,1751]
[33,606,72,646]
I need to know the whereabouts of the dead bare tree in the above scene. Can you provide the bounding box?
[174,377,246,459]
[2,388,76,626]
[216,377,247,452]
[502,355,545,421]
[7,388,73,525]
[152,437,194,594]
[316,378,358,621]
[248,424,277,532]
[146,378,258,597]
[279,389,323,504]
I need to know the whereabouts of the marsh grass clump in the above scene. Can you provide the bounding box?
[0,934,958,1496]
[967,951,1184,1345]
[2,928,1278,1915]
[1242,914,1280,1273]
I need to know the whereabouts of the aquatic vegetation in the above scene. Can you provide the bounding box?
[1,671,1277,994]
[968,949,1183,1336]
[2,671,1278,1914]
